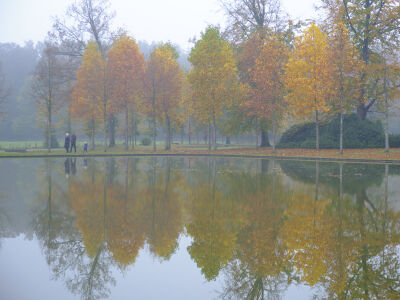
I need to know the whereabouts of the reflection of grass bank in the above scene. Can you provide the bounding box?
[2,145,400,163]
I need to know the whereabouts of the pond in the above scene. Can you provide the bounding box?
[1,157,400,299]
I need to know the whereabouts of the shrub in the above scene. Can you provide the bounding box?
[141,137,151,146]
[389,134,400,148]
[278,114,384,149]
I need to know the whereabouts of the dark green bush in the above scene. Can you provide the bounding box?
[278,114,384,149]
[141,137,151,146]
[389,134,400,148]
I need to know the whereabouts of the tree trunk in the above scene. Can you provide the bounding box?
[272,111,276,152]
[132,113,136,150]
[108,114,116,147]
[357,104,368,120]
[260,129,269,148]
[125,106,129,150]
[212,114,217,150]
[103,64,107,152]
[226,136,231,145]
[103,101,107,152]
[340,111,344,154]
[47,114,51,153]
[188,117,191,145]
[255,117,259,150]
[91,118,95,150]
[384,67,389,153]
[180,125,184,144]
[208,122,211,151]
[165,114,171,150]
[315,110,319,150]
[152,74,157,152]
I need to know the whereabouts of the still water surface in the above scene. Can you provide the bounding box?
[1,157,400,299]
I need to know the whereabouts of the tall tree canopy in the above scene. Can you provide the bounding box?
[107,36,145,150]
[321,0,400,119]
[188,26,238,150]
[285,23,333,150]
[71,41,105,149]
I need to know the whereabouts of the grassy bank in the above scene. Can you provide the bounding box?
[1,144,400,163]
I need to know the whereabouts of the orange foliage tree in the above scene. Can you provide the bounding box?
[71,41,105,149]
[244,35,289,151]
[107,36,145,150]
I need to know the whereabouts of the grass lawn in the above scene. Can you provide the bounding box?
[1,142,400,163]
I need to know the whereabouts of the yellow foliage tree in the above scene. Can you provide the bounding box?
[188,26,239,150]
[328,23,362,154]
[71,41,105,150]
[285,23,333,150]
[143,44,184,150]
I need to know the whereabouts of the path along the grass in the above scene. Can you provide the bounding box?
[1,145,400,163]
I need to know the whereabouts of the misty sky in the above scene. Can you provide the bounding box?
[0,0,320,51]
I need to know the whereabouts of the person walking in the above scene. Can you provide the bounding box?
[64,133,70,153]
[70,133,77,153]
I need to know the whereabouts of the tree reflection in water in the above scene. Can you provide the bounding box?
[25,157,400,299]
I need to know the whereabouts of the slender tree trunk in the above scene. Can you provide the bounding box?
[315,109,319,150]
[208,121,211,151]
[103,65,107,153]
[47,55,52,153]
[226,136,231,145]
[152,81,156,152]
[255,117,259,150]
[108,114,116,147]
[132,113,136,150]
[384,67,389,153]
[47,113,51,153]
[340,73,344,154]
[340,110,344,154]
[212,113,217,150]
[165,113,171,150]
[260,129,269,148]
[124,106,129,150]
[91,118,95,150]
[315,161,319,200]
[272,111,277,152]
[180,125,184,144]
[188,117,191,145]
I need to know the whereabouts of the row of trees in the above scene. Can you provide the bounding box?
[30,0,400,152]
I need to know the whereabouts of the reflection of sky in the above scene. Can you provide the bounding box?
[0,234,315,300]
[0,235,222,300]
[0,235,78,300]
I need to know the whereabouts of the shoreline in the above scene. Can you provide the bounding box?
[2,148,400,164]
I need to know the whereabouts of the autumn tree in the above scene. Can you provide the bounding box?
[220,0,285,44]
[107,36,145,150]
[53,0,116,151]
[328,23,361,154]
[31,43,66,152]
[71,41,105,150]
[321,0,400,120]
[244,34,289,151]
[188,26,238,150]
[144,44,184,150]
[180,75,195,144]
[285,23,333,150]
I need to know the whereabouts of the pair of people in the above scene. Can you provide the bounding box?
[64,133,77,153]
